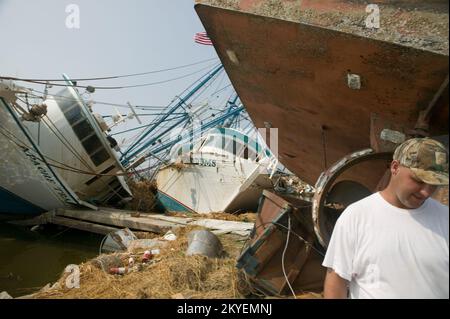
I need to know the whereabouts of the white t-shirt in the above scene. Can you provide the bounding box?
[322,192,449,299]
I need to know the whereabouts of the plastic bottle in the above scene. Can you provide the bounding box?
[142,250,152,263]
[109,267,128,275]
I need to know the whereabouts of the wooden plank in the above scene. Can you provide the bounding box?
[51,216,120,235]
[7,212,54,226]
[139,214,193,225]
[55,209,179,234]
[190,219,253,236]
[53,208,254,236]
[98,208,193,225]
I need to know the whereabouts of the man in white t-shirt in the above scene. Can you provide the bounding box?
[322,137,449,299]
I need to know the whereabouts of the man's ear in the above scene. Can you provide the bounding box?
[390,160,400,176]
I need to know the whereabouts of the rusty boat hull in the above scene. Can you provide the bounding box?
[195,0,449,187]
[195,0,449,249]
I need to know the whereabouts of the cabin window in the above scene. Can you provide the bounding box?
[108,178,120,188]
[223,135,246,157]
[63,105,83,125]
[56,90,78,112]
[82,134,103,154]
[85,164,115,185]
[243,146,249,160]
[56,88,111,167]
[90,148,110,166]
[221,135,226,150]
[72,119,93,140]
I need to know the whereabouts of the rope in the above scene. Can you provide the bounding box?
[282,213,297,298]
[2,63,218,90]
[0,57,218,82]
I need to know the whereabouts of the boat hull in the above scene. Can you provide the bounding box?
[195,3,449,187]
[0,98,79,217]
[156,162,273,214]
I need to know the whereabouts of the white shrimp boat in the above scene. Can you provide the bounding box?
[156,127,279,214]
[0,77,132,219]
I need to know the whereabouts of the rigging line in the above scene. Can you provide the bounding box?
[148,149,171,180]
[26,89,168,112]
[125,62,223,142]
[0,125,97,175]
[173,63,222,110]
[143,115,207,149]
[41,116,95,172]
[39,117,128,201]
[110,116,190,137]
[102,112,186,117]
[93,102,167,109]
[47,157,162,176]
[211,71,226,99]
[132,112,189,139]
[141,118,192,160]
[0,124,139,205]
[282,214,298,299]
[238,217,325,258]
[209,86,234,111]
[218,90,236,110]
[133,122,191,154]
[188,68,223,105]
[25,87,207,111]
[121,67,219,151]
[210,83,232,96]
[39,121,129,204]
[0,57,219,82]
[128,110,190,151]
[6,63,219,90]
[109,123,154,137]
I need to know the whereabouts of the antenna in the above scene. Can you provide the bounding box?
[111,107,125,124]
[127,102,142,124]
[108,103,143,130]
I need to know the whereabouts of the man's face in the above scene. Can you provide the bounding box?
[391,161,438,209]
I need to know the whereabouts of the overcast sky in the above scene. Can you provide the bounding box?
[0,0,228,118]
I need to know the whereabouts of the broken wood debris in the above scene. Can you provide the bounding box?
[30,207,255,237]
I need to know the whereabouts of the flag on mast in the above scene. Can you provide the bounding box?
[194,32,213,45]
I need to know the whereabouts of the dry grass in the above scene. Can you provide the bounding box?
[167,211,257,223]
[32,226,245,299]
[202,212,257,223]
[133,231,161,239]
[126,180,158,213]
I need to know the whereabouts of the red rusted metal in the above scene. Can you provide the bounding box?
[312,149,393,247]
[237,190,325,296]
[195,2,449,186]
[369,113,409,153]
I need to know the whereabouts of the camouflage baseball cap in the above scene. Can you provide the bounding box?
[393,138,449,185]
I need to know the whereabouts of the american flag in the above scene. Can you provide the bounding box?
[194,32,213,45]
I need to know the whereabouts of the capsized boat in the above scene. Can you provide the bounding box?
[156,127,280,214]
[0,77,132,219]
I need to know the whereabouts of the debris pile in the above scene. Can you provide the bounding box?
[274,175,315,199]
[125,179,158,212]
[29,226,247,299]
